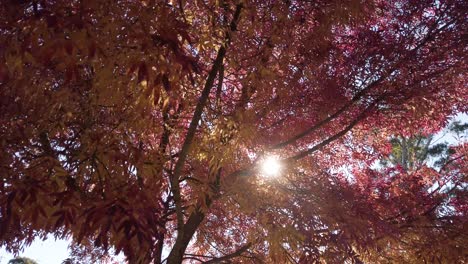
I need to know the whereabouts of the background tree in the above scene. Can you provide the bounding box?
[62,239,123,264]
[382,121,467,169]
[8,257,39,264]
[339,121,468,263]
[0,0,466,263]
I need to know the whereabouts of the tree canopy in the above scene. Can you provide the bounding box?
[0,0,466,263]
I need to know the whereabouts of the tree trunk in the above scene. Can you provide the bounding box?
[166,209,205,264]
[154,232,165,264]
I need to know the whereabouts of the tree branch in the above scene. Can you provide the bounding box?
[167,4,243,263]
[286,99,380,161]
[202,243,252,264]
[271,16,457,151]
[215,64,224,112]
[171,1,242,233]
[225,99,382,182]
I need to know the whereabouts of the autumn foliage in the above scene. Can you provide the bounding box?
[0,0,467,263]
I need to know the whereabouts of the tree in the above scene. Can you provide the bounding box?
[343,122,467,262]
[0,0,466,263]
[8,257,39,264]
[381,121,467,170]
[63,238,123,264]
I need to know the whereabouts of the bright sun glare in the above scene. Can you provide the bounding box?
[261,156,281,177]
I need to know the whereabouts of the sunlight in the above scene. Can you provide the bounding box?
[261,156,282,177]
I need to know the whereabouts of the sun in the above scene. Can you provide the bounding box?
[261,156,282,177]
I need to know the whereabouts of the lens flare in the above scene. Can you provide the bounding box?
[261,156,281,177]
